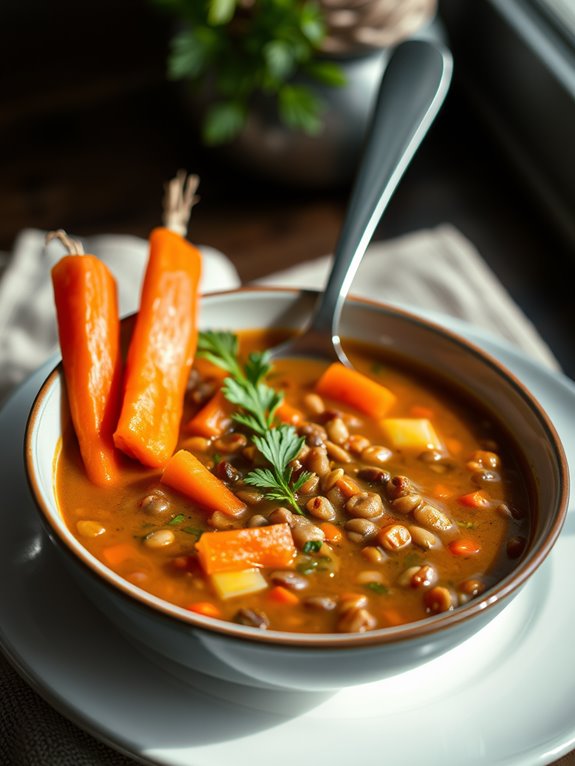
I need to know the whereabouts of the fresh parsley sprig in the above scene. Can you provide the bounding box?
[244,426,312,514]
[197,330,310,513]
[197,331,243,378]
[198,331,283,436]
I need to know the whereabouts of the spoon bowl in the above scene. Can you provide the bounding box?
[270,39,453,366]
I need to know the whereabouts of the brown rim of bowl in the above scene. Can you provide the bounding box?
[25,287,570,648]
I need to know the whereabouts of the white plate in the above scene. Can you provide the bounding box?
[1,316,574,766]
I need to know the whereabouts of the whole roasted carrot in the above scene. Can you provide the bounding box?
[49,230,122,486]
[114,171,202,467]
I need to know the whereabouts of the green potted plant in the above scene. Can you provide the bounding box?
[154,0,439,187]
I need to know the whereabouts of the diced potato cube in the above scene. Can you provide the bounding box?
[380,418,443,451]
[210,568,268,600]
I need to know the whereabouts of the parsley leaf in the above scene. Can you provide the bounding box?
[364,582,389,595]
[197,331,242,378]
[223,373,282,436]
[244,425,312,514]
[197,331,309,514]
[302,540,323,554]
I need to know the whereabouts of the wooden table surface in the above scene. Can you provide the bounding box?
[1,3,574,764]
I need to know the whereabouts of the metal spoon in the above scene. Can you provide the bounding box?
[270,39,453,366]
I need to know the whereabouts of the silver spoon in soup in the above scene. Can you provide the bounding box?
[270,38,453,367]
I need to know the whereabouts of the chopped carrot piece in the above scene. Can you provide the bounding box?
[448,538,482,556]
[380,608,406,626]
[187,601,222,618]
[410,404,434,419]
[319,521,343,543]
[193,356,228,383]
[161,449,247,517]
[186,390,234,438]
[458,490,491,509]
[50,231,122,487]
[276,401,304,425]
[114,173,202,468]
[269,585,300,606]
[432,483,454,500]
[336,475,362,498]
[101,542,141,568]
[445,437,463,455]
[315,363,396,418]
[195,523,296,575]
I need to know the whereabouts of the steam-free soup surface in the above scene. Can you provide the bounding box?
[56,330,530,633]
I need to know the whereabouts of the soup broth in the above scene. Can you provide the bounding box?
[56,329,530,634]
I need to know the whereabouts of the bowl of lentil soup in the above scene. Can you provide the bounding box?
[26,288,569,691]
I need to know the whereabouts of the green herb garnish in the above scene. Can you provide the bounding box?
[181,526,204,539]
[364,582,389,595]
[296,555,332,574]
[198,331,283,436]
[244,426,312,514]
[302,539,323,554]
[168,513,186,526]
[197,330,311,513]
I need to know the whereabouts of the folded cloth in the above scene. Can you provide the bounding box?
[255,223,560,372]
[0,223,565,766]
[0,228,240,404]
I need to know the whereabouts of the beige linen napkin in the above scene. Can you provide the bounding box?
[256,223,560,372]
[0,223,563,766]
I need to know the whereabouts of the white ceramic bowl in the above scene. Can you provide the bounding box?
[25,289,569,691]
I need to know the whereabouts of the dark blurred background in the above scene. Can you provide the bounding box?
[1,0,573,377]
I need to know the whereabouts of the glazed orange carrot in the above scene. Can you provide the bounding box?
[161,449,247,517]
[101,542,141,568]
[432,483,454,500]
[448,538,481,556]
[49,230,122,487]
[458,490,491,509]
[276,401,304,425]
[319,521,343,543]
[269,585,300,606]
[194,356,228,383]
[410,404,434,419]
[186,601,222,618]
[445,437,463,455]
[315,363,396,419]
[336,474,362,498]
[196,523,297,575]
[114,172,202,468]
[186,390,234,438]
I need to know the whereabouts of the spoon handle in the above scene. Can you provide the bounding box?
[310,39,453,349]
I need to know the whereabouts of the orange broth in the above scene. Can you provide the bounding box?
[55,329,530,633]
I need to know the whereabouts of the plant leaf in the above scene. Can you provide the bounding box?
[306,60,347,87]
[263,40,296,82]
[197,331,240,376]
[207,0,237,25]
[243,468,280,490]
[299,2,326,45]
[168,30,211,80]
[202,101,246,145]
[278,84,323,135]
[244,351,272,386]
